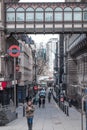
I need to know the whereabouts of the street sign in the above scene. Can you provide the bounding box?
[7,45,20,57]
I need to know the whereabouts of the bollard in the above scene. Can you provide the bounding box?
[63,103,64,112]
[23,104,25,117]
[62,103,63,111]
[64,105,66,114]
[60,102,62,109]
[16,112,18,118]
[66,106,69,116]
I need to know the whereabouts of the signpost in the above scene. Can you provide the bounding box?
[8,45,20,107]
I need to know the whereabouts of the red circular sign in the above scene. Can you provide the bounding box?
[8,45,20,57]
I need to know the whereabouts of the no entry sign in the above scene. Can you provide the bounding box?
[8,45,20,57]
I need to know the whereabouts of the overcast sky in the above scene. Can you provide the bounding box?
[20,0,64,47]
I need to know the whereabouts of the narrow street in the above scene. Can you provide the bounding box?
[0,96,86,130]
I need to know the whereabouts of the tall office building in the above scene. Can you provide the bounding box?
[46,38,58,77]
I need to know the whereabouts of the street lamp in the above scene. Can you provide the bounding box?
[82,94,87,130]
[34,53,37,85]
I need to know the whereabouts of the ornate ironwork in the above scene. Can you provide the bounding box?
[4,2,87,34]
[4,0,19,3]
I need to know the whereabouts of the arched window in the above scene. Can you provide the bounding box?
[54,7,63,21]
[6,8,15,21]
[26,7,34,21]
[45,7,53,21]
[74,7,82,21]
[16,7,25,21]
[83,8,87,21]
[64,7,72,21]
[35,8,44,21]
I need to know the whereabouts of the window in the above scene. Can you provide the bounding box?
[83,8,87,21]
[64,7,72,21]
[54,7,63,21]
[74,7,82,21]
[16,7,25,21]
[35,8,44,21]
[6,8,15,21]
[45,7,53,21]
[26,7,34,21]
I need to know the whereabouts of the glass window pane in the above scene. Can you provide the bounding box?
[45,7,53,11]
[74,13,82,21]
[83,8,87,11]
[26,13,34,21]
[83,8,87,21]
[55,13,62,21]
[26,7,34,12]
[83,12,87,21]
[64,13,72,21]
[74,7,82,11]
[7,13,15,21]
[7,8,15,12]
[16,7,24,11]
[55,7,62,12]
[36,8,43,12]
[16,13,24,21]
[45,13,53,21]
[64,7,72,11]
[36,13,43,21]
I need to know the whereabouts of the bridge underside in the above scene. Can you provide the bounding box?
[6,24,87,34]
[5,2,87,34]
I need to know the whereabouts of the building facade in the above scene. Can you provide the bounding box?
[46,38,58,77]
[65,0,87,108]
[17,34,34,103]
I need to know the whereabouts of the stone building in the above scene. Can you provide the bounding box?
[0,0,35,106]
[64,0,87,108]
[17,34,34,103]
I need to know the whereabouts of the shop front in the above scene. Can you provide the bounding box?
[0,81,13,105]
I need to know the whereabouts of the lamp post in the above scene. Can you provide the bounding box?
[35,53,37,85]
[81,55,85,130]
[81,94,87,130]
[14,57,16,107]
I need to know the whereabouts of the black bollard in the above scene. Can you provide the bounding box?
[63,103,64,112]
[65,105,66,114]
[16,112,18,118]
[23,104,25,117]
[66,106,69,116]
[61,103,63,111]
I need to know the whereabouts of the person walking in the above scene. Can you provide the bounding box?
[26,100,35,130]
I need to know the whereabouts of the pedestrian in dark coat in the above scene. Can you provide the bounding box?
[39,97,41,108]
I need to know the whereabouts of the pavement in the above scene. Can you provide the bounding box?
[0,95,86,130]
